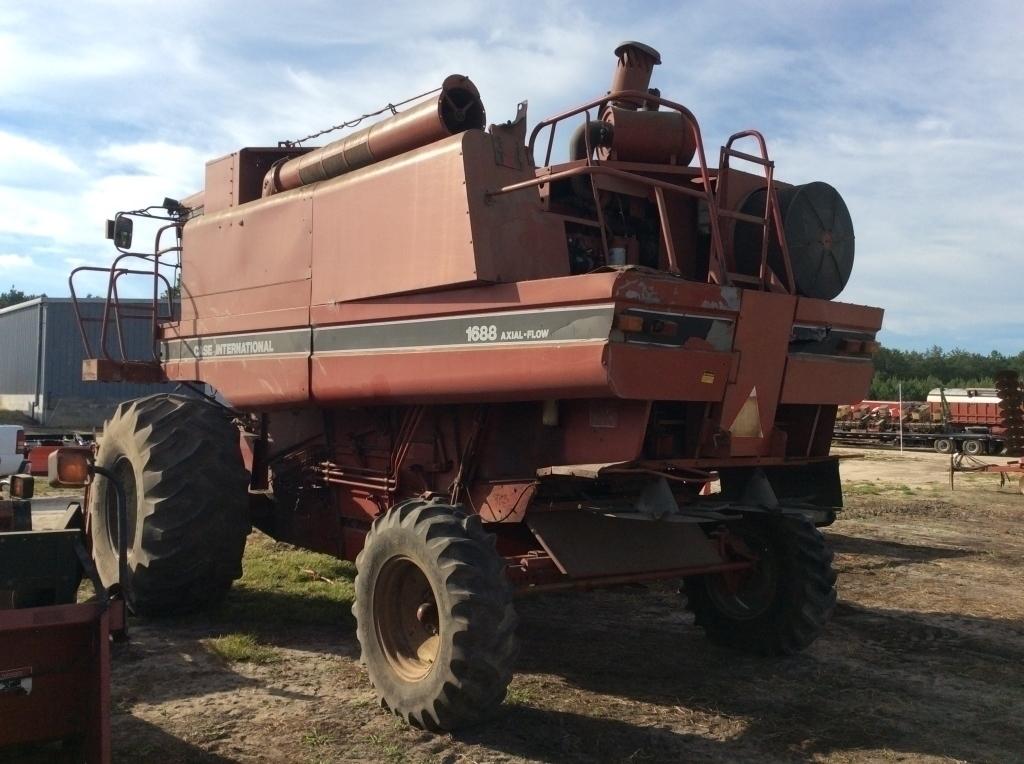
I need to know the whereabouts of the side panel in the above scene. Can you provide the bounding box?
[781,356,874,405]
[178,190,313,337]
[309,130,567,305]
[170,188,313,405]
[312,343,611,404]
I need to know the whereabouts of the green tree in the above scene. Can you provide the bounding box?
[0,285,38,309]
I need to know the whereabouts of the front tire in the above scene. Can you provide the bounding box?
[88,394,250,616]
[684,516,836,655]
[354,499,518,731]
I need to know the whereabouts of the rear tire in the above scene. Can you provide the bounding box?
[88,394,250,616]
[962,439,984,456]
[933,438,953,454]
[684,516,836,655]
[354,499,518,731]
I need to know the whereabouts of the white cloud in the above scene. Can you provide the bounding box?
[0,254,35,269]
[0,130,82,183]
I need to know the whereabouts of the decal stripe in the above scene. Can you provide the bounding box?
[162,328,311,361]
[313,305,616,354]
[162,305,619,360]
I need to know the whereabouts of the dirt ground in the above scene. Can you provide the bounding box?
[13,447,1024,763]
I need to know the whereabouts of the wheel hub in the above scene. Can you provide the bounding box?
[373,556,441,682]
[708,530,777,620]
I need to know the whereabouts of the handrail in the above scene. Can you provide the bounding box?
[524,89,729,286]
[68,214,182,367]
[487,163,728,284]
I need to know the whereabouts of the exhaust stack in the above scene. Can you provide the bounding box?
[609,41,662,110]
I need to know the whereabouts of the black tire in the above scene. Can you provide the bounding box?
[962,439,984,456]
[933,438,953,454]
[684,516,836,655]
[88,394,250,616]
[354,499,518,731]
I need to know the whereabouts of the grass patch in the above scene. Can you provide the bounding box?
[211,532,356,628]
[844,480,918,497]
[205,632,282,664]
[505,683,540,707]
[367,731,406,762]
[844,480,885,496]
[300,725,339,764]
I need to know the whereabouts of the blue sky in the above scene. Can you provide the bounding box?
[2,0,1022,352]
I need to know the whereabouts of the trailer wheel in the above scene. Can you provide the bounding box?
[354,499,518,731]
[88,394,250,616]
[684,517,836,655]
[933,438,953,454]
[962,439,984,456]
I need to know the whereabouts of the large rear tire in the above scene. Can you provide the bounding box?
[684,516,836,655]
[354,499,518,731]
[88,394,250,616]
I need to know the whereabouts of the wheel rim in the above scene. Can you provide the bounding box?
[104,456,137,557]
[707,534,778,620]
[373,556,441,682]
[935,439,951,453]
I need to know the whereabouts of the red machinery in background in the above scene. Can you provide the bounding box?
[70,42,882,731]
[950,371,1024,490]
[0,450,127,763]
[836,384,1021,455]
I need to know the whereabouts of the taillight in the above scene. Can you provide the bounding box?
[614,312,680,338]
[16,429,25,454]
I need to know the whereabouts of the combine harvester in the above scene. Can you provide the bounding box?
[69,43,882,730]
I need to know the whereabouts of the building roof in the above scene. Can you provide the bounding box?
[0,296,152,318]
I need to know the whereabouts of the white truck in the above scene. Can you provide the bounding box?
[0,425,28,477]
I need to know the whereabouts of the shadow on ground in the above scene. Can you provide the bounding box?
[498,582,1024,763]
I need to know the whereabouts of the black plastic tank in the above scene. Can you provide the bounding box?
[734,181,854,300]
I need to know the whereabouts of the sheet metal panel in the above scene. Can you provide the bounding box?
[43,301,171,401]
[0,300,41,394]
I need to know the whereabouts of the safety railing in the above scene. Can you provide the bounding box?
[69,211,182,369]
[491,90,795,293]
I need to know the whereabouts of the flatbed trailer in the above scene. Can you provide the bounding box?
[833,426,1005,455]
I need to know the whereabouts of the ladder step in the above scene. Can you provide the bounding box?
[718,209,766,225]
[727,273,763,285]
[82,359,165,383]
[722,148,773,166]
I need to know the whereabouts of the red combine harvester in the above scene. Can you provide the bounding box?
[70,43,882,730]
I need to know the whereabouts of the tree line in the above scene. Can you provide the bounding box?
[870,346,1024,401]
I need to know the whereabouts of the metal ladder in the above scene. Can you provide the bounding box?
[714,130,795,292]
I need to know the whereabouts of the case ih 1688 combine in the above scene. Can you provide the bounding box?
[71,43,882,730]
